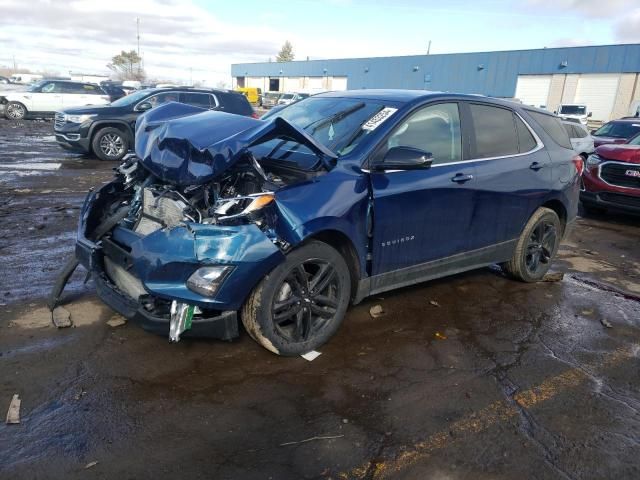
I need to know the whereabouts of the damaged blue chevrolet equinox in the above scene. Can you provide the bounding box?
[67,90,582,355]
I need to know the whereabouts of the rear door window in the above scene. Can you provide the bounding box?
[469,104,519,158]
[527,111,573,149]
[180,92,212,108]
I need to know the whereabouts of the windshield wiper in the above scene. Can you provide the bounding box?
[304,102,366,134]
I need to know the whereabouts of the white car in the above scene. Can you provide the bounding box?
[277,92,310,106]
[562,120,594,158]
[556,104,591,126]
[0,80,110,120]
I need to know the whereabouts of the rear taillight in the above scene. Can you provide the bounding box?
[572,155,584,176]
[251,112,259,119]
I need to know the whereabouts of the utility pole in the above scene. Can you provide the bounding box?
[12,54,16,71]
[190,67,193,86]
[427,40,432,55]
[136,17,141,56]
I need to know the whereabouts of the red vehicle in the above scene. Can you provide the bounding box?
[581,133,640,214]
[591,118,640,147]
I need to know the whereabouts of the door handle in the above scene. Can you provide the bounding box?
[529,161,545,171]
[451,173,473,183]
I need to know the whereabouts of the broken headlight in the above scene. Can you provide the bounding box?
[186,266,233,297]
[214,193,274,221]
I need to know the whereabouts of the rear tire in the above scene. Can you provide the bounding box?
[5,101,27,120]
[241,240,351,356]
[503,207,561,282]
[92,127,129,161]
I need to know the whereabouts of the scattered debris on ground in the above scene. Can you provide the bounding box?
[84,461,98,469]
[434,332,447,340]
[301,350,322,361]
[429,300,441,307]
[369,305,384,318]
[6,394,21,424]
[279,434,344,447]
[51,306,72,328]
[600,318,613,328]
[542,272,565,282]
[106,316,126,328]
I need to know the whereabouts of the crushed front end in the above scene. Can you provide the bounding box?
[76,158,290,341]
[74,104,336,341]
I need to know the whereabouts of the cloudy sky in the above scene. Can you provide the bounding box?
[1,0,639,85]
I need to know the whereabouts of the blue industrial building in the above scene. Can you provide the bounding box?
[232,44,640,121]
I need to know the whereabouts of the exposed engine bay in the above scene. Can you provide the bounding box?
[111,150,323,240]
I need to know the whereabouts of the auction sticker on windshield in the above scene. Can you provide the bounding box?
[362,107,398,131]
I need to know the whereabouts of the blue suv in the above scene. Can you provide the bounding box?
[69,91,581,355]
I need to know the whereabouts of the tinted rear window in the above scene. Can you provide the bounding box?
[218,91,254,116]
[528,111,572,149]
[469,104,519,158]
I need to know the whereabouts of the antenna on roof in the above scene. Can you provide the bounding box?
[427,40,432,55]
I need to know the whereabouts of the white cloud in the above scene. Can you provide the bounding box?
[0,0,288,84]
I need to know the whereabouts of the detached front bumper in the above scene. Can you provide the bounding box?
[76,182,287,339]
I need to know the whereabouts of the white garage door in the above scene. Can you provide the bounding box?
[331,76,348,91]
[246,77,264,89]
[283,77,303,91]
[515,75,552,108]
[308,77,324,90]
[574,74,620,122]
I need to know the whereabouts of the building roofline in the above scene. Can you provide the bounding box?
[232,43,640,68]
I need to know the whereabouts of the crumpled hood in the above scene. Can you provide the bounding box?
[135,102,337,186]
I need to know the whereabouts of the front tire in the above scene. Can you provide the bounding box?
[241,240,351,356]
[5,101,27,120]
[503,207,561,282]
[92,127,128,161]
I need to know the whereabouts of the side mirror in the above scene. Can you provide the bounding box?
[553,110,557,114]
[375,146,433,171]
[590,129,597,135]
[588,112,593,117]
[136,101,153,112]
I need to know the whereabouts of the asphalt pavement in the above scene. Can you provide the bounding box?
[0,118,638,480]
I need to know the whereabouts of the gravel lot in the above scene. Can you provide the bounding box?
[0,118,639,480]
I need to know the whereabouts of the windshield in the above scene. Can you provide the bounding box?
[110,89,154,107]
[259,97,394,157]
[280,94,295,100]
[266,93,280,99]
[560,105,586,115]
[594,121,640,139]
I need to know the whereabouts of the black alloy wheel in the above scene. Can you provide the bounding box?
[524,220,557,276]
[271,260,340,343]
[242,240,351,356]
[502,207,562,282]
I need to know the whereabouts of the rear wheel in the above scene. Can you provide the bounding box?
[241,240,351,356]
[503,207,561,282]
[92,127,128,161]
[5,101,26,120]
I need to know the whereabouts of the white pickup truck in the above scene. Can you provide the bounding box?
[556,104,591,126]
